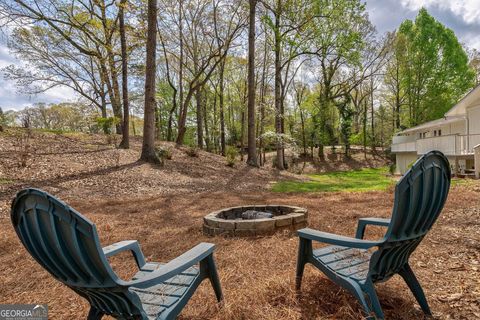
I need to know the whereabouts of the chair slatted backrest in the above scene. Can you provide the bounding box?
[11,189,144,318]
[369,151,451,282]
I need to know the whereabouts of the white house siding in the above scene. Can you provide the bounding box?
[450,121,466,135]
[468,105,480,135]
[395,152,418,175]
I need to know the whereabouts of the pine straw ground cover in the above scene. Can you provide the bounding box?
[0,129,479,319]
[0,188,479,319]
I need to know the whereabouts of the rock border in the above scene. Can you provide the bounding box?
[203,205,308,237]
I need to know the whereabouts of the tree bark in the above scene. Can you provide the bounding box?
[246,0,258,166]
[196,86,204,149]
[118,0,130,148]
[176,0,184,145]
[203,90,211,151]
[258,27,268,166]
[219,59,226,155]
[274,1,285,170]
[140,0,160,163]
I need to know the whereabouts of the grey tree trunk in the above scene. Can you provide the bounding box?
[219,59,226,155]
[246,0,258,166]
[140,0,160,163]
[274,1,285,170]
[118,0,130,149]
[196,86,204,149]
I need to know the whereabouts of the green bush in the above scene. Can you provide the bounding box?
[96,117,119,134]
[185,146,199,157]
[225,146,238,167]
[156,146,173,162]
[389,163,396,175]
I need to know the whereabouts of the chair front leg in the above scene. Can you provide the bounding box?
[201,254,223,302]
[296,238,312,290]
[364,280,385,320]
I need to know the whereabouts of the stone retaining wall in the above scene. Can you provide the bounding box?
[203,205,308,237]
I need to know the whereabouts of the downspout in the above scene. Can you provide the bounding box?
[466,116,469,153]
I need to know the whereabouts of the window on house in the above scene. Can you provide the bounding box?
[434,130,437,137]
[438,129,442,136]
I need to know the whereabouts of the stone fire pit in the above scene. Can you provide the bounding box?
[203,205,308,237]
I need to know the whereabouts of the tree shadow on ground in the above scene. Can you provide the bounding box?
[1,161,143,200]
[294,276,427,320]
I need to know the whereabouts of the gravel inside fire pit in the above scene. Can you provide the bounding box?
[241,210,273,219]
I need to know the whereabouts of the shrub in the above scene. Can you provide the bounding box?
[225,146,238,167]
[106,133,118,146]
[185,146,199,157]
[13,131,33,167]
[96,117,119,134]
[0,107,6,132]
[389,163,396,175]
[156,146,173,163]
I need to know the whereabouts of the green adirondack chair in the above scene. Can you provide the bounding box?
[11,188,223,320]
[295,150,451,319]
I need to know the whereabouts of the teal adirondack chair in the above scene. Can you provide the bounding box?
[296,150,451,319]
[11,188,223,320]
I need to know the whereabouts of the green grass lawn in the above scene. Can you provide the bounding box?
[272,167,395,193]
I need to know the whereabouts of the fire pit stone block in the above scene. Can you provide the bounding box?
[203,205,308,237]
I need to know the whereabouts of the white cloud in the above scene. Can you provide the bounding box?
[0,37,77,111]
[401,0,480,24]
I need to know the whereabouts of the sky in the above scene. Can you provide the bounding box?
[1,0,480,111]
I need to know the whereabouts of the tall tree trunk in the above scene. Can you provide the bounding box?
[99,77,108,133]
[395,64,401,129]
[203,90,211,151]
[100,3,122,135]
[109,56,122,134]
[258,28,268,166]
[370,77,376,152]
[176,0,185,146]
[98,58,117,127]
[176,90,195,145]
[246,0,258,166]
[155,104,162,139]
[363,99,367,159]
[300,109,306,155]
[274,1,284,170]
[140,0,160,163]
[240,110,245,161]
[196,86,203,149]
[118,0,130,148]
[212,88,219,153]
[219,59,226,155]
[130,108,136,136]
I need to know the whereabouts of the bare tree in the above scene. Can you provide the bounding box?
[246,0,258,166]
[140,0,160,163]
[118,0,130,148]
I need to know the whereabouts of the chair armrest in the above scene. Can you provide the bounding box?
[127,242,215,289]
[355,217,391,239]
[103,240,147,269]
[298,228,382,249]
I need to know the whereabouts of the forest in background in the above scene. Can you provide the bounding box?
[1,0,479,169]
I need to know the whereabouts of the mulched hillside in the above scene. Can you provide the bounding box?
[0,129,303,217]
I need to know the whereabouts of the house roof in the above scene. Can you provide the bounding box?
[445,83,480,117]
[399,117,464,134]
[396,84,480,135]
